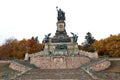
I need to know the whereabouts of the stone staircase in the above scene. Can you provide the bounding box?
[16,68,93,80]
[12,59,36,68]
[80,56,110,80]
[81,56,109,68]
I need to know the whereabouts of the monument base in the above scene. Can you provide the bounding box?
[30,56,90,69]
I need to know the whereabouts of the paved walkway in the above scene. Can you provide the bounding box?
[16,68,93,80]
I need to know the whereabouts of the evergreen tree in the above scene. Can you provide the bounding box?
[81,32,96,52]
[85,32,95,46]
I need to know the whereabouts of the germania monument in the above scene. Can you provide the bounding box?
[24,7,98,69]
[8,7,111,80]
[43,7,79,56]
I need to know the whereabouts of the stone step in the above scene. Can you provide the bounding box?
[16,68,93,80]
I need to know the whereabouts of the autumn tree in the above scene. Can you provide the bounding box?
[0,38,18,59]
[0,37,44,59]
[91,34,120,57]
[27,39,40,54]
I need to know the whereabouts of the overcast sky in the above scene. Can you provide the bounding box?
[0,0,120,45]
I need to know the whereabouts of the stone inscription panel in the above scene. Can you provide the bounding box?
[53,56,66,69]
[51,38,71,43]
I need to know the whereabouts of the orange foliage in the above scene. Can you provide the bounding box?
[27,39,44,54]
[91,34,120,57]
[0,38,44,59]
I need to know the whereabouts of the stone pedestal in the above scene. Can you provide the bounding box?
[43,21,79,56]
[40,8,80,56]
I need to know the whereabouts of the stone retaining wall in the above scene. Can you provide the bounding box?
[30,56,90,69]
[79,50,98,58]
[109,58,120,61]
[9,61,32,79]
[90,61,111,71]
[9,61,30,72]
[24,50,98,61]
[0,60,10,63]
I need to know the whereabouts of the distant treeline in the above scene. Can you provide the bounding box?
[0,33,120,59]
[0,37,44,59]
[79,33,120,57]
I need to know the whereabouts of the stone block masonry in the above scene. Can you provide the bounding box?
[90,61,111,71]
[9,61,31,72]
[30,56,90,69]
[0,60,10,63]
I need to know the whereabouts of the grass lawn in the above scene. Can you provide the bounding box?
[105,60,120,72]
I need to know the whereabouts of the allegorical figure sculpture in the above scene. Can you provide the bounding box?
[56,6,65,21]
[71,32,78,42]
[43,33,51,43]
